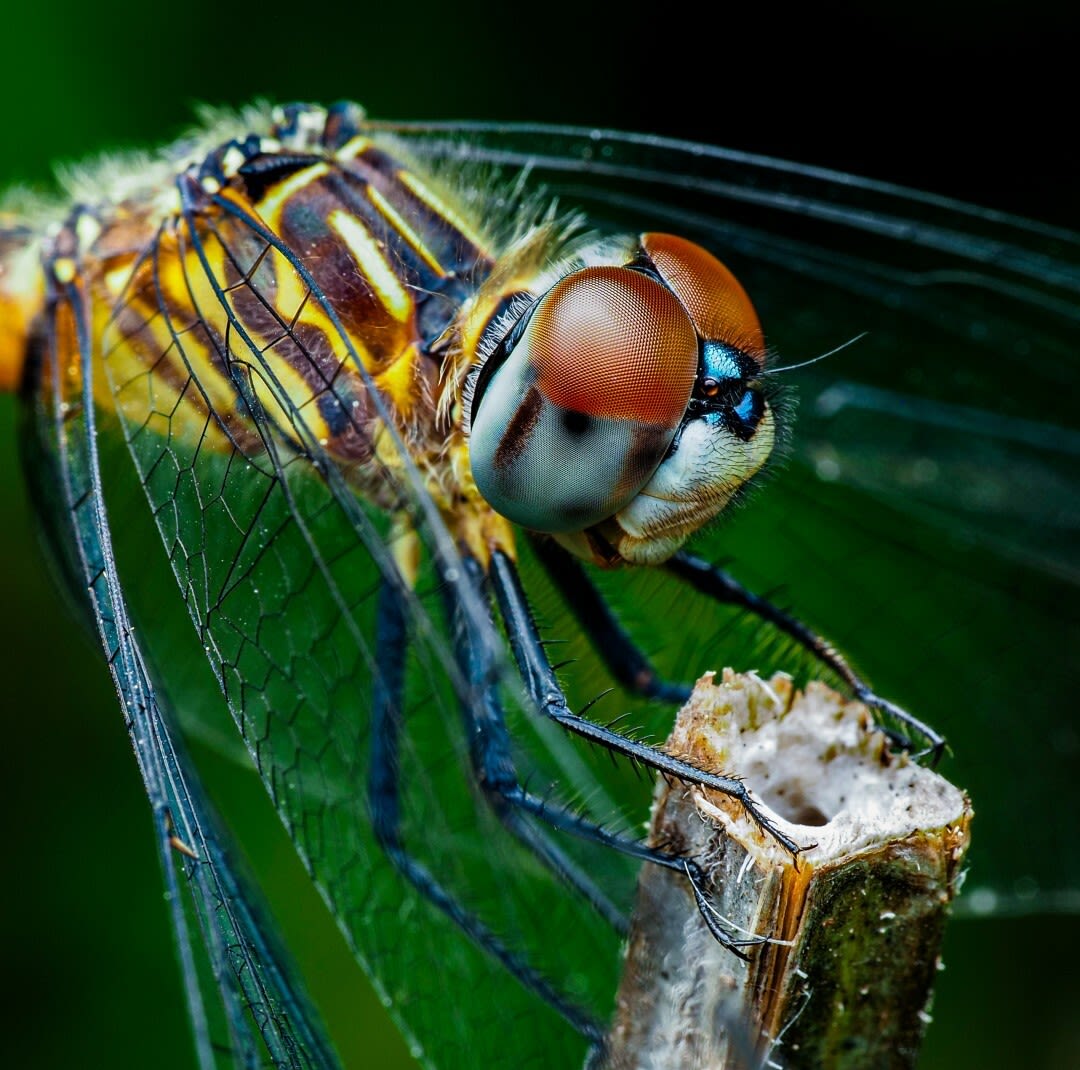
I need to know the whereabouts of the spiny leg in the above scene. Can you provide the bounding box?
[487,550,802,893]
[434,557,632,934]
[530,535,943,762]
[666,550,946,762]
[366,577,603,1041]
[529,534,690,704]
[449,552,770,958]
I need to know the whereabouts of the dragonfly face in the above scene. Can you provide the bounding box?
[1,101,1077,1069]
[468,231,775,563]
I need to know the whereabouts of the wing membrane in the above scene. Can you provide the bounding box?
[93,157,637,1069]
[382,121,1080,911]
[28,238,341,1069]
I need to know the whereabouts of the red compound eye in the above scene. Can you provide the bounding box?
[642,233,765,365]
[528,265,697,429]
[468,264,698,534]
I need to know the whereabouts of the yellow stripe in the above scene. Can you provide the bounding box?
[160,241,247,422]
[104,262,137,299]
[374,343,420,415]
[258,332,334,445]
[98,289,231,454]
[398,172,489,254]
[327,209,412,323]
[52,258,76,284]
[366,186,445,275]
[255,162,331,223]
[335,134,373,161]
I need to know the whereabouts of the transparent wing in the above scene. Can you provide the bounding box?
[379,121,1080,914]
[89,159,644,1070]
[27,246,341,1069]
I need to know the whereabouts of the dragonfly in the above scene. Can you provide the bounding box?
[1,101,1077,1069]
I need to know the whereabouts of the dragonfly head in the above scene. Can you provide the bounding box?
[467,233,777,565]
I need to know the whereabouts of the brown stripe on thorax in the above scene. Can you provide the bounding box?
[273,180,413,368]
[53,130,501,480]
[233,150,490,441]
[213,189,428,455]
[321,168,450,287]
[344,145,492,277]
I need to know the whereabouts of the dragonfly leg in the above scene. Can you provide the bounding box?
[666,550,947,763]
[493,803,631,936]
[487,551,804,933]
[493,787,765,959]
[529,534,691,704]
[441,555,627,933]
[366,577,605,1042]
[449,553,771,960]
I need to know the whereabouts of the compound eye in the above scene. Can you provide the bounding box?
[469,266,698,533]
[642,233,764,365]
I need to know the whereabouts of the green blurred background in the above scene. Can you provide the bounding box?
[1,3,1076,1068]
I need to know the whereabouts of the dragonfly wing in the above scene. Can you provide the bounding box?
[82,135,643,1068]
[381,122,1080,914]
[27,233,341,1069]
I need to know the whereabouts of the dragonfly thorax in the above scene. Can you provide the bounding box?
[466,232,777,566]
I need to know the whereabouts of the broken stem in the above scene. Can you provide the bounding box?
[607,670,972,1070]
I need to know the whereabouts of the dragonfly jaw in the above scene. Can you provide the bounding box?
[547,401,776,568]
[592,404,777,566]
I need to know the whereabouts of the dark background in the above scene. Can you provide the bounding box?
[1,2,1076,1067]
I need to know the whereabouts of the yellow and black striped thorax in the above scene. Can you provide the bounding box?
[3,102,546,511]
[4,103,778,569]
